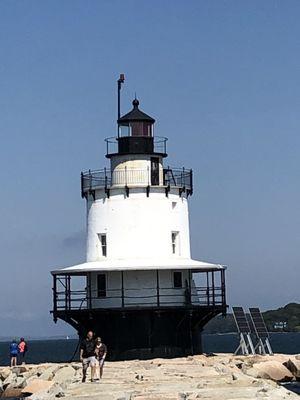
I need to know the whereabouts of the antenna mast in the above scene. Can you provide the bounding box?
[117,74,125,121]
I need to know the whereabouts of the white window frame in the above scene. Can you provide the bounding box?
[171,231,180,255]
[97,233,107,257]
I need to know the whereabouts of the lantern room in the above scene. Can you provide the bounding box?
[106,98,167,158]
[118,98,155,137]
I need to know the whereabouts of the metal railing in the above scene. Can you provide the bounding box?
[112,168,150,186]
[105,136,167,156]
[81,167,193,195]
[164,168,193,191]
[52,269,226,314]
[54,286,225,311]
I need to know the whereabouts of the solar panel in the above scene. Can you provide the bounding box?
[246,313,255,334]
[249,307,269,338]
[232,307,251,334]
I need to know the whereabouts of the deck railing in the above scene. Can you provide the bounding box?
[54,286,225,311]
[52,270,226,312]
[81,167,193,196]
[105,136,168,156]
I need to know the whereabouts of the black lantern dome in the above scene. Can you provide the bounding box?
[118,98,155,137]
[105,98,167,158]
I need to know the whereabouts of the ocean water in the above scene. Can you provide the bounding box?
[0,332,299,366]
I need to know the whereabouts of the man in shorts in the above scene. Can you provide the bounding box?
[80,331,97,382]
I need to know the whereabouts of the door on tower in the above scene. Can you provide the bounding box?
[151,157,159,185]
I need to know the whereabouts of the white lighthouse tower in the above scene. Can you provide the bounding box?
[51,76,227,359]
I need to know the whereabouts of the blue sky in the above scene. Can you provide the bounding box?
[0,1,299,337]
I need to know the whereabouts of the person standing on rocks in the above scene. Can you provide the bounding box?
[80,331,97,382]
[9,338,19,367]
[94,337,107,380]
[18,337,28,364]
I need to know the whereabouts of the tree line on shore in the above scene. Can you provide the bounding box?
[203,303,300,333]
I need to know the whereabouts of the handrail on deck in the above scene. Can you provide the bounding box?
[81,166,193,195]
[105,136,168,157]
[53,285,225,311]
[52,269,226,313]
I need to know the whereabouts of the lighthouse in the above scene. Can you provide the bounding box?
[51,76,227,360]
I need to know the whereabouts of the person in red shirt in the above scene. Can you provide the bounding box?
[18,338,28,364]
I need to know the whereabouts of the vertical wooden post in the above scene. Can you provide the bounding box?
[206,271,209,306]
[121,271,125,308]
[53,274,57,313]
[67,275,71,310]
[87,272,92,310]
[188,269,192,304]
[64,276,68,311]
[156,270,160,307]
[221,269,226,306]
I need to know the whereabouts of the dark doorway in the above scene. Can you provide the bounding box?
[97,274,107,298]
[151,157,159,185]
[173,271,183,288]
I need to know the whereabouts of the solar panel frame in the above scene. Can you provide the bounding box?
[232,307,251,334]
[249,307,269,338]
[246,313,255,334]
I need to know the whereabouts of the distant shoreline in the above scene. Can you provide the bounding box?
[0,336,77,342]
[0,331,298,342]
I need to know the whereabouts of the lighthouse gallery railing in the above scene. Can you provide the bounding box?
[54,287,225,310]
[52,270,226,312]
[105,136,168,157]
[81,167,193,195]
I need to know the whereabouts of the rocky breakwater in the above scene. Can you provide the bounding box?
[0,354,299,400]
[0,364,79,399]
